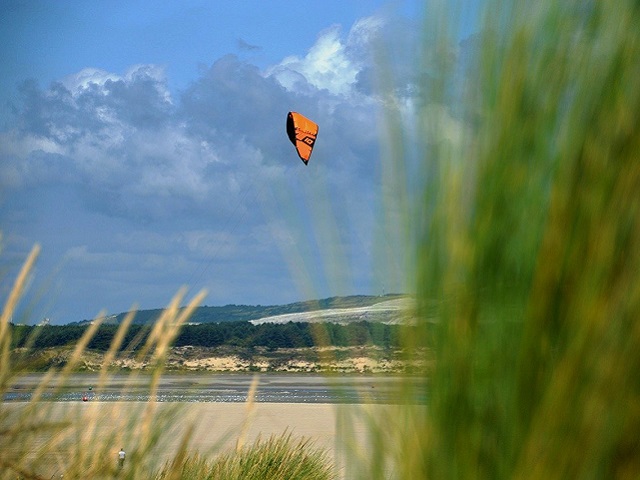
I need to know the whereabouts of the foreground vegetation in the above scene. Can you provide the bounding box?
[343,0,640,478]
[154,433,335,480]
[2,0,640,478]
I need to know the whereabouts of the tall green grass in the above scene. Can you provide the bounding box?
[154,432,335,480]
[350,0,640,478]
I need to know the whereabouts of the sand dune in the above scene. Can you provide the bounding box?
[249,297,415,325]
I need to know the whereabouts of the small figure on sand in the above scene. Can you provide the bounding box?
[118,448,126,468]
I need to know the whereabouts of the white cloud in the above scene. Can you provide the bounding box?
[61,64,172,103]
[266,18,384,97]
[346,15,385,53]
[61,68,120,94]
[0,130,64,158]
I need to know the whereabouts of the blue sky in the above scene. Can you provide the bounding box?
[1,1,480,324]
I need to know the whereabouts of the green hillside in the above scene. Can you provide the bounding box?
[75,294,407,325]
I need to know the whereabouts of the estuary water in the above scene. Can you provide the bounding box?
[5,373,426,404]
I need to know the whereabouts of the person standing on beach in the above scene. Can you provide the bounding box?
[118,448,126,468]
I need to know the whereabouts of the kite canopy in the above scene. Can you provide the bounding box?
[286,112,318,165]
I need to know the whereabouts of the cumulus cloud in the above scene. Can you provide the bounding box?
[62,65,172,103]
[2,16,404,209]
[268,25,359,96]
[265,16,385,97]
[60,68,120,95]
[0,13,452,322]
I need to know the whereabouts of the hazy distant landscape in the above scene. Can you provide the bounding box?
[72,294,411,326]
[10,295,425,374]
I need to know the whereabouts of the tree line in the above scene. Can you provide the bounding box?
[9,321,404,351]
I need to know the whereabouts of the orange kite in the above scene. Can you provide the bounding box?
[286,111,318,165]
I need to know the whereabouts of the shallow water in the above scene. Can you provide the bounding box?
[5,373,426,404]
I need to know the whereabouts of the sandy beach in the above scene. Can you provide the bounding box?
[4,400,389,477]
[3,374,410,476]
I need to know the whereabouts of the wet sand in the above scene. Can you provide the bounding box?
[6,372,417,403]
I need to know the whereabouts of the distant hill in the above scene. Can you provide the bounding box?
[74,294,409,326]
